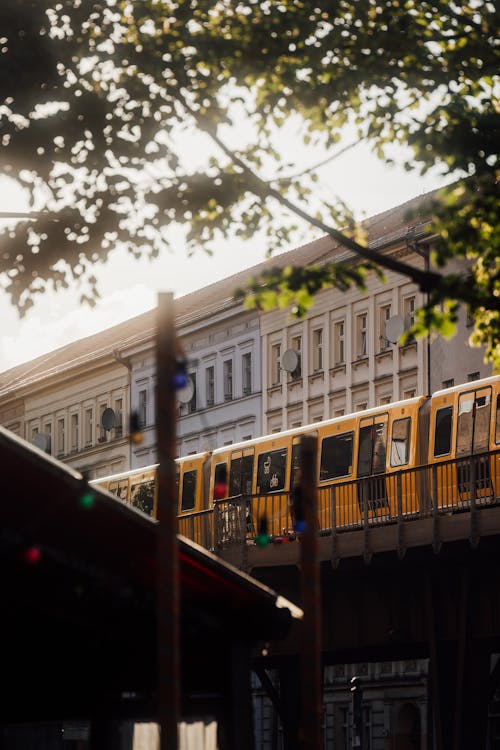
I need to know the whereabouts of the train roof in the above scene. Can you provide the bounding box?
[211,394,427,457]
[89,451,210,486]
[89,464,159,485]
[432,374,499,399]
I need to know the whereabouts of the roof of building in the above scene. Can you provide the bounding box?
[0,423,301,719]
[0,187,439,397]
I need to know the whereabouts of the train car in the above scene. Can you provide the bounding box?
[90,451,211,538]
[315,395,429,529]
[209,432,294,541]
[209,394,429,540]
[92,464,158,516]
[90,376,500,548]
[428,375,500,509]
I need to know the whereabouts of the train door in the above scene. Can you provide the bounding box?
[180,467,197,514]
[430,399,455,508]
[290,437,302,532]
[229,447,255,537]
[256,444,288,537]
[357,414,389,518]
[494,392,500,500]
[389,415,416,516]
[318,429,355,529]
[456,386,493,503]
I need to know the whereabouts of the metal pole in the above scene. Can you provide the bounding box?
[351,676,363,749]
[156,292,179,749]
[298,434,322,749]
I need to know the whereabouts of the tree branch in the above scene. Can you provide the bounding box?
[173,88,444,294]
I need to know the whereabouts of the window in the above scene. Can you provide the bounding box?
[379,304,391,351]
[391,417,411,466]
[206,366,215,406]
[334,320,345,364]
[320,432,354,480]
[229,454,254,496]
[495,394,500,445]
[404,296,416,328]
[379,395,392,405]
[99,403,108,442]
[312,328,323,371]
[468,371,480,382]
[271,343,281,385]
[356,314,367,357]
[291,442,301,487]
[138,389,147,427]
[442,379,454,390]
[44,422,52,455]
[434,405,453,457]
[290,336,302,378]
[358,420,388,477]
[257,449,287,493]
[213,463,228,499]
[403,388,416,399]
[57,418,65,456]
[188,373,197,413]
[181,470,197,511]
[71,414,79,452]
[242,353,252,395]
[456,388,491,457]
[130,479,155,515]
[114,398,123,438]
[84,408,93,446]
[223,360,233,401]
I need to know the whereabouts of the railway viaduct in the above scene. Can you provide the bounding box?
[220,505,500,749]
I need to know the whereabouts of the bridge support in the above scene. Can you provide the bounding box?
[426,568,490,750]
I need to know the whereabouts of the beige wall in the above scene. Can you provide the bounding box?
[260,244,490,434]
[2,358,130,479]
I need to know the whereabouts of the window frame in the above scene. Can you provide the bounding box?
[320,431,354,481]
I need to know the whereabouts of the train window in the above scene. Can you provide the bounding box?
[291,442,301,487]
[320,432,353,480]
[130,479,155,516]
[457,389,491,456]
[358,421,387,477]
[214,462,228,499]
[229,455,254,496]
[434,406,453,457]
[109,479,129,501]
[390,418,411,467]
[496,395,500,444]
[257,449,287,493]
[181,470,197,511]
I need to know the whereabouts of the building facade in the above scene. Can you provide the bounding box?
[0,190,491,476]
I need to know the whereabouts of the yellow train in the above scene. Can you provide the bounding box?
[91,375,500,546]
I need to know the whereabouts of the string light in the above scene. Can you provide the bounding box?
[255,515,269,547]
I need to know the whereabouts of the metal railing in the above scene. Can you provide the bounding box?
[177,450,500,552]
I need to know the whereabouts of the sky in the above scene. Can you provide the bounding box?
[0,134,451,373]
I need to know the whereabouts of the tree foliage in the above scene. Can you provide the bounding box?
[0,1,499,363]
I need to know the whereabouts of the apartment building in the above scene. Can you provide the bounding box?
[259,194,490,433]
[0,190,490,476]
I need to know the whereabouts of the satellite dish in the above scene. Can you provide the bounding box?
[101,407,116,431]
[385,315,405,344]
[177,376,195,404]
[281,349,300,373]
[32,432,50,453]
